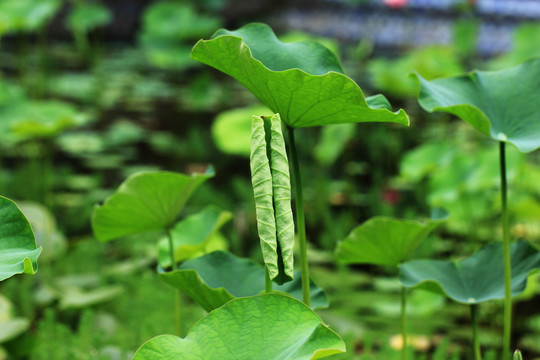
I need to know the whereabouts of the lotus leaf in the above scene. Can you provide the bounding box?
[399,240,540,304]
[191,23,409,128]
[133,293,345,360]
[0,196,40,281]
[92,170,212,242]
[157,206,232,268]
[159,251,328,311]
[336,210,447,267]
[415,58,540,153]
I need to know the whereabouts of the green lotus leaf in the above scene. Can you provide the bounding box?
[212,105,272,156]
[0,318,29,343]
[414,58,540,153]
[141,1,220,41]
[335,209,448,267]
[159,251,328,311]
[92,170,213,242]
[399,240,540,304]
[157,206,232,268]
[66,2,112,33]
[369,46,464,97]
[191,22,409,128]
[314,123,356,165]
[0,100,86,143]
[0,196,40,281]
[133,293,345,360]
[251,114,294,284]
[0,0,60,35]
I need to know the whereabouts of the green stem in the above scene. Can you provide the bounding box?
[167,228,177,270]
[500,141,512,359]
[286,127,310,307]
[471,304,482,360]
[265,266,273,293]
[401,286,407,360]
[166,228,181,335]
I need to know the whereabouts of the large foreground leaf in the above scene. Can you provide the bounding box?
[399,240,540,304]
[92,170,212,242]
[191,23,408,128]
[133,293,345,360]
[251,114,294,284]
[160,251,328,311]
[335,209,447,267]
[0,196,40,281]
[414,58,540,153]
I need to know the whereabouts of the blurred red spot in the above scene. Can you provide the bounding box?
[383,0,408,8]
[382,187,400,205]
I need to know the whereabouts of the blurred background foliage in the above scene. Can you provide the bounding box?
[2,0,540,358]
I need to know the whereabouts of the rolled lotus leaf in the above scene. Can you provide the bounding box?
[250,114,294,284]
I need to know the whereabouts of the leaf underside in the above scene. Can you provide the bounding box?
[250,114,294,284]
[133,293,345,360]
[399,240,540,304]
[191,22,409,128]
[414,57,540,153]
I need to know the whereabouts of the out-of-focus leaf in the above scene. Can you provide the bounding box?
[336,210,447,267]
[66,2,112,33]
[157,206,232,268]
[212,105,271,157]
[92,170,213,242]
[0,196,40,281]
[400,240,540,304]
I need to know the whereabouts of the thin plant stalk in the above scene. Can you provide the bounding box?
[167,228,181,336]
[499,141,512,359]
[286,126,311,307]
[401,286,407,360]
[470,304,482,360]
[265,266,273,293]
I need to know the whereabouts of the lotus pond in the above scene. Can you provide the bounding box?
[2,1,540,359]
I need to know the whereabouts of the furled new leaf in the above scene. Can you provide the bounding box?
[251,114,294,284]
[92,170,213,242]
[399,240,540,304]
[191,22,409,128]
[133,293,345,360]
[0,196,40,281]
[157,206,232,268]
[414,58,540,153]
[335,209,448,267]
[159,251,328,311]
